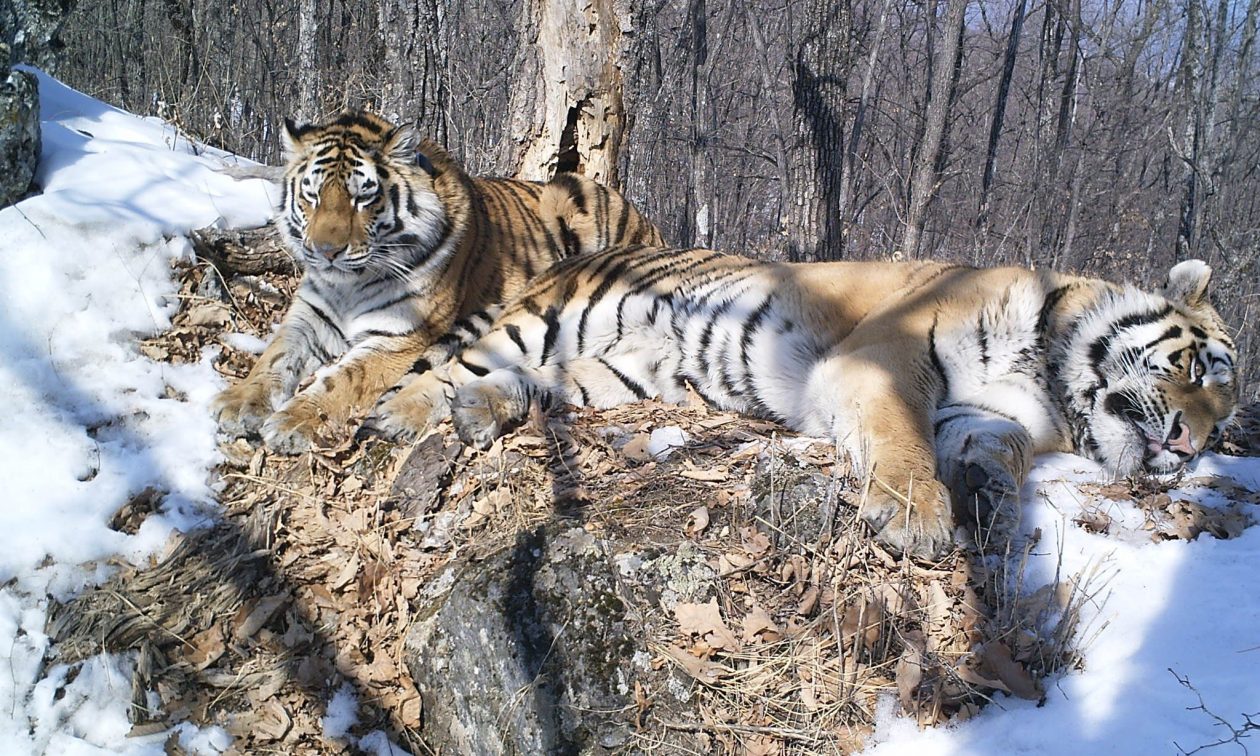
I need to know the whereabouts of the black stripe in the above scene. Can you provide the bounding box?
[355,329,402,342]
[1036,284,1072,343]
[599,358,648,400]
[300,296,347,343]
[364,289,419,314]
[410,357,433,374]
[540,307,561,364]
[577,259,633,352]
[614,195,632,243]
[977,312,989,367]
[458,357,489,377]
[928,315,950,396]
[1087,305,1174,369]
[738,297,774,384]
[1144,325,1183,350]
[505,323,528,354]
[901,264,964,299]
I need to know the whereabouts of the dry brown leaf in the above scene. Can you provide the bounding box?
[980,640,1041,701]
[398,691,422,728]
[679,465,728,482]
[330,552,361,590]
[841,599,883,652]
[955,660,1010,692]
[622,433,652,462]
[138,343,168,361]
[661,644,727,685]
[254,700,292,741]
[675,599,741,652]
[742,735,784,756]
[719,552,755,574]
[795,586,820,617]
[1161,500,1251,541]
[741,606,782,644]
[365,653,399,683]
[184,301,232,327]
[741,527,772,557]
[233,594,289,641]
[633,680,650,729]
[895,630,926,712]
[183,625,226,671]
[924,580,952,652]
[685,505,710,537]
[1073,507,1112,534]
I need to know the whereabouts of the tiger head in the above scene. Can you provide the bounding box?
[1066,260,1238,475]
[278,111,446,278]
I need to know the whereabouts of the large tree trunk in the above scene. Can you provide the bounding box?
[975,0,1026,241]
[296,0,318,121]
[901,0,968,259]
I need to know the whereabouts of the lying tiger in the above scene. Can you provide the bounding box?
[368,246,1238,559]
[214,111,662,452]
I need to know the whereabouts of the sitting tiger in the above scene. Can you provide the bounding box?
[368,246,1238,559]
[214,110,662,452]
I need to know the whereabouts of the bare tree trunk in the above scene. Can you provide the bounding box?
[745,6,791,240]
[836,0,889,250]
[901,0,967,259]
[1176,0,1204,258]
[297,0,318,121]
[378,0,447,146]
[786,0,852,261]
[976,0,1026,240]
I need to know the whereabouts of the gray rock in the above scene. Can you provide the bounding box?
[0,47,39,208]
[751,452,841,548]
[4,0,76,75]
[404,523,641,755]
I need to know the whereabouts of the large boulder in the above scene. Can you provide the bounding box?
[0,46,40,207]
[403,521,720,750]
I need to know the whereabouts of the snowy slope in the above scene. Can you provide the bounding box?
[0,72,1255,755]
[0,69,274,753]
[868,454,1260,755]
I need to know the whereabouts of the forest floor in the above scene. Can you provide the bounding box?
[3,70,1259,756]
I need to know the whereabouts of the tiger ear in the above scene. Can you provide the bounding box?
[1163,259,1212,309]
[282,117,307,159]
[383,123,420,163]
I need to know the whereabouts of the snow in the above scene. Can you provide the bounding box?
[0,70,1256,755]
[648,425,690,459]
[321,684,358,740]
[0,68,274,753]
[866,452,1260,755]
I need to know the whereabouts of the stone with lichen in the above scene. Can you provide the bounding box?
[0,44,40,208]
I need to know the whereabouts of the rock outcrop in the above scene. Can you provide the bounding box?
[0,46,40,208]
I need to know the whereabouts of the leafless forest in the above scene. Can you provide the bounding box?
[57,0,1260,396]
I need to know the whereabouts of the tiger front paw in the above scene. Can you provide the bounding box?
[946,457,1020,533]
[261,398,324,454]
[860,477,955,561]
[451,380,527,450]
[360,373,454,443]
[214,381,275,438]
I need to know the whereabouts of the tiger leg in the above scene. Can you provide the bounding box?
[810,341,953,560]
[933,403,1034,534]
[262,333,421,453]
[451,355,662,448]
[214,317,330,437]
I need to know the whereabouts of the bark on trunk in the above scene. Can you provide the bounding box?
[901,0,967,259]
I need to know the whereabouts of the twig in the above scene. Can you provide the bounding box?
[1170,668,1260,755]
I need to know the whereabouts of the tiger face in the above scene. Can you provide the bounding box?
[1077,260,1237,475]
[279,111,445,277]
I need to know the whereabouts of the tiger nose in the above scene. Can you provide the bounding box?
[309,241,343,261]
